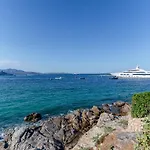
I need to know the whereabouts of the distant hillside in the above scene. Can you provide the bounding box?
[0,69,40,76]
[0,71,13,76]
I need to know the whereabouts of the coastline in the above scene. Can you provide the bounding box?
[0,101,138,150]
[1,74,149,131]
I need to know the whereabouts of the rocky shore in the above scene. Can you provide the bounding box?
[0,101,142,150]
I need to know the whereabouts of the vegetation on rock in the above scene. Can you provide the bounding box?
[135,115,150,150]
[132,92,150,150]
[131,92,150,118]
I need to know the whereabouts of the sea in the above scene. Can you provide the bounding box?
[0,74,150,134]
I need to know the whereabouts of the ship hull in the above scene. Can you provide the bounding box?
[111,73,150,78]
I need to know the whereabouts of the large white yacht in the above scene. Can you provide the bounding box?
[111,66,150,78]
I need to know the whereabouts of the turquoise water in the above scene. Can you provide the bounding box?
[0,74,150,131]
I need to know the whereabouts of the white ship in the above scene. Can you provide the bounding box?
[111,66,150,78]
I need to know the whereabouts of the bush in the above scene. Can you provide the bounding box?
[131,92,150,118]
[135,115,150,150]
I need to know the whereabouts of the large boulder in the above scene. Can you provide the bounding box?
[81,110,90,128]
[97,113,114,127]
[9,126,64,150]
[99,132,137,150]
[113,101,125,107]
[24,113,42,122]
[112,101,131,116]
[91,106,101,116]
[102,104,111,113]
[120,103,131,116]
[86,110,93,118]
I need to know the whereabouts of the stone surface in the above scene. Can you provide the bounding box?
[97,113,114,127]
[99,131,136,150]
[71,113,143,150]
[4,108,100,150]
[91,106,100,116]
[2,102,142,150]
[112,102,131,116]
[120,103,131,116]
[102,104,111,113]
[113,101,126,107]
[24,113,42,122]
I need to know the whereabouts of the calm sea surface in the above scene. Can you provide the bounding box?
[1,74,150,132]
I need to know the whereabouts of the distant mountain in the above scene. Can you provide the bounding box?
[0,69,40,76]
[0,71,13,76]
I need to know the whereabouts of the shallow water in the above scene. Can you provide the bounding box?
[0,74,150,131]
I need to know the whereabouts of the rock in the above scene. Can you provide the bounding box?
[82,110,88,120]
[81,110,90,129]
[86,110,93,119]
[120,103,131,116]
[74,109,82,118]
[24,113,42,122]
[65,113,75,121]
[0,141,9,150]
[41,117,62,135]
[91,106,100,116]
[4,104,133,150]
[102,104,111,113]
[99,132,137,150]
[97,113,114,127]
[113,101,125,107]
[3,141,8,149]
[112,102,131,116]
[72,116,81,131]
[9,125,64,150]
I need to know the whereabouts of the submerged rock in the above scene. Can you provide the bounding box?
[24,113,42,122]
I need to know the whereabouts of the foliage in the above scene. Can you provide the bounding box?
[104,126,115,134]
[119,120,128,128]
[131,92,150,118]
[92,133,101,143]
[79,147,91,150]
[135,116,150,150]
[92,127,115,146]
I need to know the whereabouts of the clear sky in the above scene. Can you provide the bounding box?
[0,0,150,73]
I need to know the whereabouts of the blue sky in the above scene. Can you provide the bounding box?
[1,0,150,73]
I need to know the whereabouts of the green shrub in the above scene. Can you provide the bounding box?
[104,126,115,134]
[118,120,128,128]
[79,147,91,150]
[135,116,150,150]
[131,92,150,118]
[92,133,101,143]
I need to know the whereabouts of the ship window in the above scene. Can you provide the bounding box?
[133,74,150,75]
[123,71,145,73]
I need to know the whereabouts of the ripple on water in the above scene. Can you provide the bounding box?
[0,75,150,130]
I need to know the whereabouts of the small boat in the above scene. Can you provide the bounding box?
[80,77,86,80]
[109,76,118,80]
[55,77,62,80]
